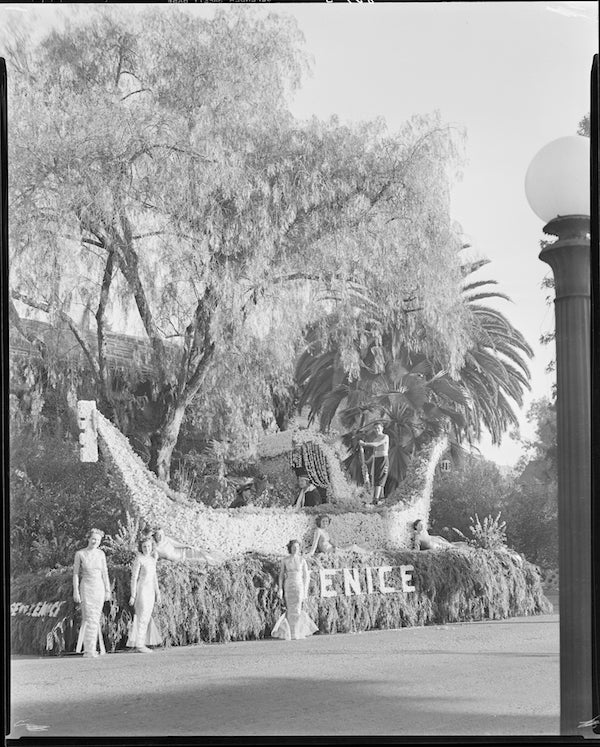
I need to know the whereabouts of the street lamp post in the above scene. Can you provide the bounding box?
[525,135,591,735]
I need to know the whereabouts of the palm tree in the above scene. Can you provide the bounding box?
[296,327,468,493]
[295,258,532,492]
[458,258,533,443]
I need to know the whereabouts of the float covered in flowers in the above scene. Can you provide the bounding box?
[96,412,446,556]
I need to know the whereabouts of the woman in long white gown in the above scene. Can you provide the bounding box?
[271,540,318,641]
[127,536,162,653]
[73,528,111,658]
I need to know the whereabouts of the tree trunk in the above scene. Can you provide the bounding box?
[154,402,187,483]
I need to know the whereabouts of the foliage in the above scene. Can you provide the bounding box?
[502,482,558,568]
[9,354,88,441]
[9,434,125,576]
[102,512,141,567]
[456,259,532,444]
[389,437,444,507]
[578,112,590,137]
[429,456,512,539]
[517,397,557,476]
[452,513,508,550]
[508,397,557,567]
[430,444,557,568]
[297,327,467,494]
[255,454,300,508]
[296,258,532,493]
[6,6,471,483]
[10,547,551,655]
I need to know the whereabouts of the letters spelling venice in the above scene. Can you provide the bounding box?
[317,565,415,598]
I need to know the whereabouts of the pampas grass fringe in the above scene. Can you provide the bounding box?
[10,548,551,655]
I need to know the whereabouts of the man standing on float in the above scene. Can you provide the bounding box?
[359,423,389,505]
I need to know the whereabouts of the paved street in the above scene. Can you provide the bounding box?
[9,609,560,739]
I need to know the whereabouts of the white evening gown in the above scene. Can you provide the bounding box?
[75,549,108,656]
[271,556,318,641]
[127,554,162,647]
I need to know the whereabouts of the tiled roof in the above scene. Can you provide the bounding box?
[10,318,160,375]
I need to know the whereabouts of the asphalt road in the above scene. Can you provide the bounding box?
[8,606,562,740]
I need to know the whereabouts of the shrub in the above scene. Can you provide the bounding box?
[429,457,512,538]
[102,512,141,567]
[429,456,558,569]
[502,482,558,569]
[453,513,508,550]
[9,435,125,576]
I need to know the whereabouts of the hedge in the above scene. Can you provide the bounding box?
[10,548,552,656]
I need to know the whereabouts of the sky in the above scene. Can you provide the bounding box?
[3,1,597,467]
[276,1,598,467]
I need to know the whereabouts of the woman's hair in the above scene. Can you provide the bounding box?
[287,539,301,554]
[87,528,104,540]
[138,535,154,552]
[315,515,330,528]
[412,519,423,531]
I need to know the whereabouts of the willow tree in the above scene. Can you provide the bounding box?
[7,6,471,483]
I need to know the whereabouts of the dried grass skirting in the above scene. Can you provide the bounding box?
[10,549,552,656]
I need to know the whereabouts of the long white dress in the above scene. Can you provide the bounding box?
[271,555,318,641]
[74,549,110,656]
[127,553,162,648]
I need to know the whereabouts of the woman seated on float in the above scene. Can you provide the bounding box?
[412,519,469,551]
[152,527,225,565]
[293,473,324,510]
[307,515,367,556]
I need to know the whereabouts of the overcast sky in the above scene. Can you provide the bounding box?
[3,1,597,467]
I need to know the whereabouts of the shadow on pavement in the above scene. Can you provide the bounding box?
[9,674,559,738]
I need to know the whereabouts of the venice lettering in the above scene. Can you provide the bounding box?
[317,565,415,598]
[10,601,66,618]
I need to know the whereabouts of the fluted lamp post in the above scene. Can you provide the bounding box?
[525,135,591,735]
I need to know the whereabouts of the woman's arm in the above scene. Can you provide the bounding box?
[129,555,141,606]
[101,551,111,601]
[277,559,285,598]
[302,559,311,598]
[360,435,388,449]
[72,551,81,602]
[154,566,161,604]
[307,528,320,556]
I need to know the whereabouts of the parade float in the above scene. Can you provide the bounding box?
[93,410,445,557]
[10,405,551,656]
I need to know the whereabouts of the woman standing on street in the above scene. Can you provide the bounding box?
[271,539,318,641]
[73,528,111,658]
[127,535,162,653]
